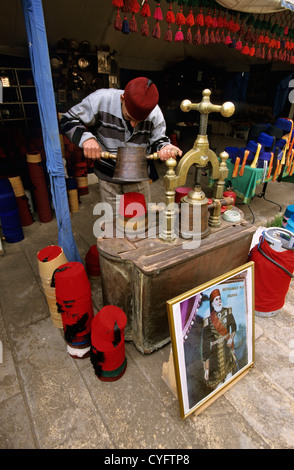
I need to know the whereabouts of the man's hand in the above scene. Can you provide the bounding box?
[82,138,102,160]
[158,144,182,161]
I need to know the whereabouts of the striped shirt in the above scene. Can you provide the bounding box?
[60,88,170,181]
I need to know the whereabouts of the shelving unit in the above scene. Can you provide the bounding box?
[0,67,40,131]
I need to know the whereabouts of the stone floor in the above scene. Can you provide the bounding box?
[0,144,294,451]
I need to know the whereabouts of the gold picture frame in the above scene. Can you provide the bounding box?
[166,262,255,419]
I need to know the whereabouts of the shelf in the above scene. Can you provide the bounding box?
[0,67,39,130]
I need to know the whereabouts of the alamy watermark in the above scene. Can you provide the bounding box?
[93,198,202,249]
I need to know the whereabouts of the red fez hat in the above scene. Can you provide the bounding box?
[119,192,147,218]
[90,305,127,381]
[124,77,159,122]
[210,289,221,303]
[85,244,100,277]
[53,262,91,300]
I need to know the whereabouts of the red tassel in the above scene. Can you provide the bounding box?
[152,20,161,38]
[235,39,242,51]
[284,26,289,35]
[220,30,225,42]
[210,30,215,43]
[273,49,278,60]
[114,9,122,30]
[141,18,149,36]
[129,14,138,32]
[154,3,163,21]
[261,46,265,59]
[165,3,175,24]
[112,0,124,7]
[130,0,140,14]
[176,7,186,26]
[241,43,250,55]
[122,0,131,12]
[175,27,184,42]
[258,33,264,43]
[204,11,213,28]
[222,16,228,29]
[249,45,255,56]
[225,33,232,45]
[140,0,151,17]
[195,9,204,27]
[164,25,173,42]
[255,46,261,58]
[186,9,195,27]
[202,28,209,45]
[215,29,221,43]
[217,13,223,28]
[193,27,202,45]
[185,27,192,44]
[228,17,235,31]
[264,34,269,44]
[212,14,218,28]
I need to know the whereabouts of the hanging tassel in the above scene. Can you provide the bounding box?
[140,0,151,17]
[164,25,173,42]
[129,13,138,32]
[249,45,255,56]
[261,45,265,59]
[193,27,202,45]
[112,0,124,7]
[267,48,272,60]
[241,43,250,55]
[185,27,192,44]
[141,18,149,36]
[165,3,175,24]
[255,46,261,58]
[202,28,209,45]
[114,9,123,31]
[235,38,242,51]
[212,11,218,29]
[153,20,161,39]
[264,34,269,44]
[220,29,226,43]
[215,29,221,43]
[210,30,215,43]
[186,9,195,27]
[284,25,289,35]
[258,33,265,43]
[122,15,130,34]
[176,6,186,26]
[175,26,184,42]
[122,0,131,12]
[217,12,223,28]
[154,3,163,21]
[130,0,140,13]
[204,10,213,28]
[195,7,204,26]
[225,33,232,45]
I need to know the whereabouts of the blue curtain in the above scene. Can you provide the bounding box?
[21,0,81,263]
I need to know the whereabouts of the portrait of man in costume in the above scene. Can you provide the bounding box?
[180,276,249,410]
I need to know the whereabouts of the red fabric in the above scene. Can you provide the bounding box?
[249,239,294,312]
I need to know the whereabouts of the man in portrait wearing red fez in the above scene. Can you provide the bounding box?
[202,288,237,390]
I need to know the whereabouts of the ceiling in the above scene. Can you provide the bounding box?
[1,0,294,72]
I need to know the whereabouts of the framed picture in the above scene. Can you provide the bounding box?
[166,262,254,419]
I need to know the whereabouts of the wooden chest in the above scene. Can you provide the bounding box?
[97,214,256,354]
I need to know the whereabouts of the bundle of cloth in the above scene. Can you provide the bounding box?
[225,118,294,180]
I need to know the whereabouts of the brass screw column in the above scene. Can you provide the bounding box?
[209,151,229,228]
[159,157,179,241]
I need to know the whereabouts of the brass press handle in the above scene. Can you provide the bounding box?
[101,151,159,160]
[180,89,235,118]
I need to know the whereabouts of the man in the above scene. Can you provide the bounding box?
[60,77,182,217]
[202,288,237,390]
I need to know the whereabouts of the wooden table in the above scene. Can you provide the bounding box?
[97,210,256,354]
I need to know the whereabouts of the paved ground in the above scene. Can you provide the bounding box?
[0,148,294,451]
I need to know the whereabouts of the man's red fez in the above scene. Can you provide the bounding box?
[210,289,221,304]
[124,77,159,121]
